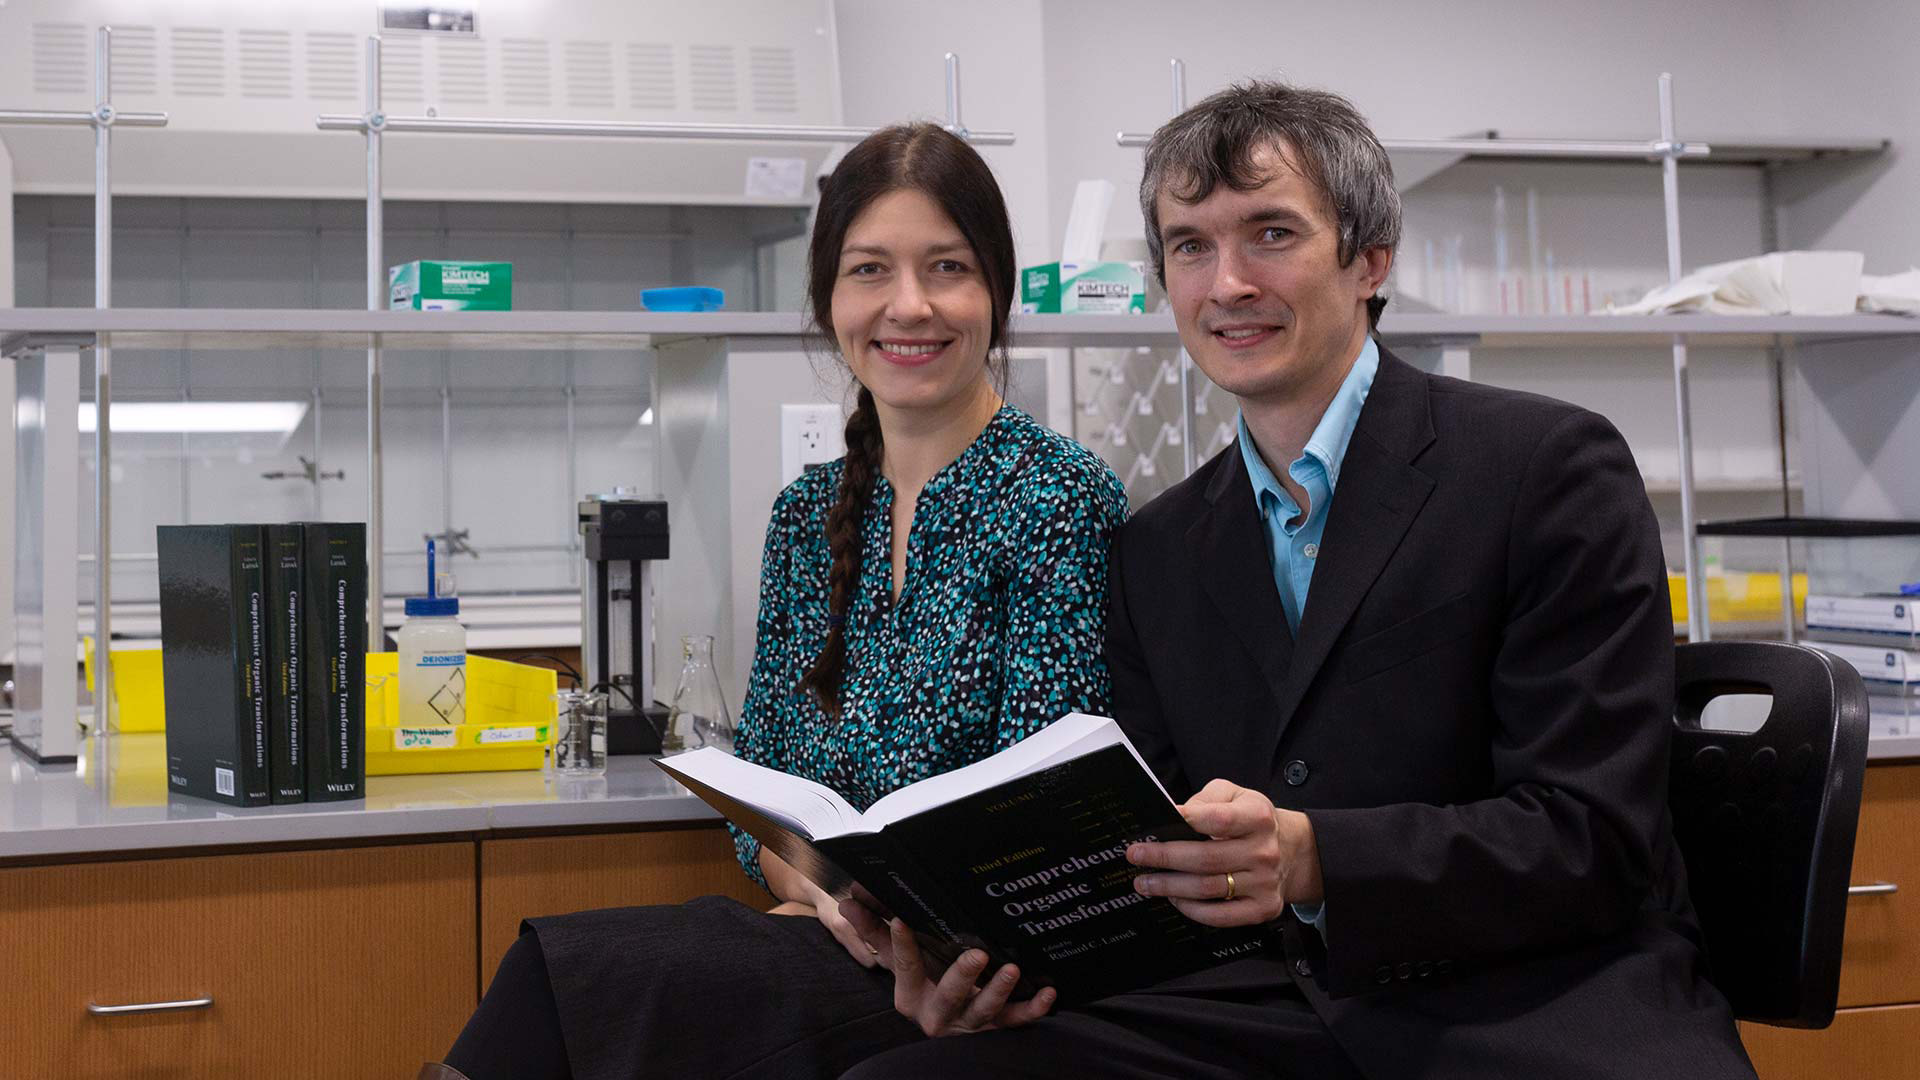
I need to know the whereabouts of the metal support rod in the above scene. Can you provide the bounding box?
[92,26,114,738]
[365,36,385,647]
[944,53,965,137]
[316,114,1015,146]
[1658,73,1707,644]
[1169,59,1194,478]
[0,109,167,126]
[1118,131,1710,157]
[1772,345,1796,641]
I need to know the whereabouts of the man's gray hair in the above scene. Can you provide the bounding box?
[1140,80,1401,328]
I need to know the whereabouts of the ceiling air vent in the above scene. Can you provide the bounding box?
[305,31,360,102]
[748,46,797,113]
[688,44,737,112]
[32,22,89,95]
[170,27,227,98]
[109,26,159,98]
[380,34,425,102]
[238,29,293,100]
[501,37,552,108]
[565,40,614,110]
[436,36,489,106]
[626,42,675,110]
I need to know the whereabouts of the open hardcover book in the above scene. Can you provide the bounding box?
[654,713,1266,1004]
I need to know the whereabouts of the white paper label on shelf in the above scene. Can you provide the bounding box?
[478,725,540,745]
[396,726,458,750]
[746,157,807,200]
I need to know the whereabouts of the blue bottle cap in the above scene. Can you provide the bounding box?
[405,596,460,617]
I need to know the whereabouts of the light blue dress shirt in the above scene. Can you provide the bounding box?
[1235,335,1380,941]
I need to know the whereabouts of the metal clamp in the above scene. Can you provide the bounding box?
[1848,882,1899,897]
[87,996,214,1016]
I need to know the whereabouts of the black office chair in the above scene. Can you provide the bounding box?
[1670,640,1871,1029]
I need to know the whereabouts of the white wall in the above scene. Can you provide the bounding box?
[832,0,1054,268]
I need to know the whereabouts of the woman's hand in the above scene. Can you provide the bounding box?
[760,847,889,968]
[1126,778,1323,926]
[838,901,1056,1037]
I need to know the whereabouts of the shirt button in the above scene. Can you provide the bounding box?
[1302,543,1319,559]
[1284,759,1311,786]
[1294,957,1313,978]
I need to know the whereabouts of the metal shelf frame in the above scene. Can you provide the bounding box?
[0,27,170,757]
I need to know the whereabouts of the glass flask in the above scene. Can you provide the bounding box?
[664,634,734,754]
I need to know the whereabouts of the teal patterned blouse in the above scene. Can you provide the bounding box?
[731,405,1130,887]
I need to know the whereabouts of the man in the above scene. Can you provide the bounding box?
[1100,81,1757,1077]
[842,81,1757,1079]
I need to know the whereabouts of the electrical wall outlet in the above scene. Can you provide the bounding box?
[780,403,845,486]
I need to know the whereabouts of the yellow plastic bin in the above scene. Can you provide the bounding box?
[86,643,559,775]
[82,638,168,732]
[365,652,559,775]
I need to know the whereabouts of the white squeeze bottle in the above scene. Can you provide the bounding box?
[397,539,467,725]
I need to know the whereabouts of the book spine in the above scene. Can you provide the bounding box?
[266,524,306,803]
[303,523,366,801]
[159,525,249,807]
[233,525,273,806]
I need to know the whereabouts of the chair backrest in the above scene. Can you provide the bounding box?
[1670,640,1870,1029]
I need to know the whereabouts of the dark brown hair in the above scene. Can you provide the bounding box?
[796,123,1016,716]
[1140,80,1402,330]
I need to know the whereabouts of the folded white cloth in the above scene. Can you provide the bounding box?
[1860,268,1920,315]
[1608,250,1869,316]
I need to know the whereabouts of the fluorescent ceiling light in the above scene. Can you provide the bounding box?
[79,402,310,434]
[639,407,655,426]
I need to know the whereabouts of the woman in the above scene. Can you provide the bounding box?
[433,123,1128,1080]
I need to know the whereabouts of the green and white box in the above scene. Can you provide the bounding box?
[389,261,514,311]
[1019,261,1146,314]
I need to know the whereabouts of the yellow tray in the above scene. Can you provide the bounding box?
[1668,571,1807,626]
[84,643,559,774]
[365,652,558,775]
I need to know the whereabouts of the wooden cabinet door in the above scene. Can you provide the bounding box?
[1838,764,1920,1008]
[479,826,767,989]
[1743,1003,1920,1079]
[0,842,476,1079]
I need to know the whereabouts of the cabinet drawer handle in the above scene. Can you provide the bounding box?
[1848,882,1899,897]
[86,996,213,1016]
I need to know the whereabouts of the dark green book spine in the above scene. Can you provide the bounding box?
[265,524,306,803]
[302,522,366,801]
[234,525,272,805]
[157,524,272,807]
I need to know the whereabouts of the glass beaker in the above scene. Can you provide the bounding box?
[553,689,608,775]
[664,635,734,754]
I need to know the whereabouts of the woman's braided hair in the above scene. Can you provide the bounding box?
[796,123,1017,716]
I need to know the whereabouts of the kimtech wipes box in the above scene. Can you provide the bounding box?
[1019,261,1146,314]
[389,260,514,310]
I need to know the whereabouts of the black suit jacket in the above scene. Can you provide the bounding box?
[1107,349,1754,1078]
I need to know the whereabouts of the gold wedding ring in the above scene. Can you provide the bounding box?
[1223,871,1237,902]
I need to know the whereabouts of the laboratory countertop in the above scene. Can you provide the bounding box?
[0,734,718,863]
[5,730,1913,865]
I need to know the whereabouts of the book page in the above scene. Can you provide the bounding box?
[863,714,1171,829]
[656,749,862,839]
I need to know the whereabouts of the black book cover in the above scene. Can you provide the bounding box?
[157,524,272,807]
[661,737,1266,1005]
[301,522,366,801]
[265,524,306,803]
